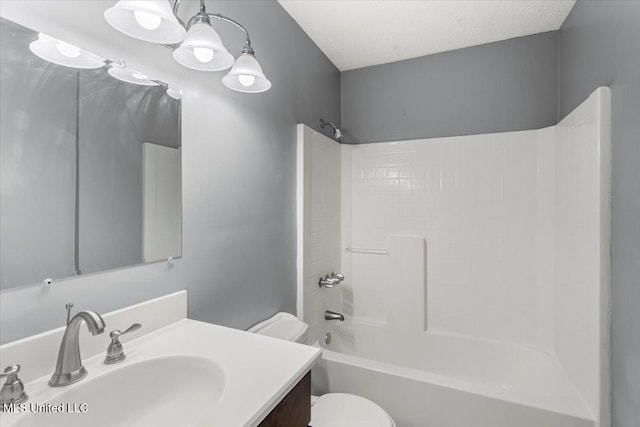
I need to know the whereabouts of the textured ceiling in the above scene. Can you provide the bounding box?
[278,0,576,71]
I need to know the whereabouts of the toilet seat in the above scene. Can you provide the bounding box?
[311,393,395,427]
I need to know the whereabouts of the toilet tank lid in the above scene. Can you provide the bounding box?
[247,312,308,342]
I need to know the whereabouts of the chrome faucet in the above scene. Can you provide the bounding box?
[49,304,105,387]
[331,273,345,282]
[319,275,340,288]
[325,310,345,321]
[319,272,345,288]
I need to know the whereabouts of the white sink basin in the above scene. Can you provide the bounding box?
[12,355,225,427]
[1,315,321,427]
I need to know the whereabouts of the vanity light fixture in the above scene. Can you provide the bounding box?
[104,0,271,93]
[172,19,234,71]
[29,33,105,69]
[104,0,185,44]
[222,46,271,93]
[107,61,159,86]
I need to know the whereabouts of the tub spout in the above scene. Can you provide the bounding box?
[325,310,344,321]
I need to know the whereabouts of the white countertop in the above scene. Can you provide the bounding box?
[0,293,321,427]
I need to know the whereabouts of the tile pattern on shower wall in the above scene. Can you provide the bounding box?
[346,131,555,348]
[301,127,342,343]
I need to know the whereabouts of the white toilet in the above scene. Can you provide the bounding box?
[248,312,395,427]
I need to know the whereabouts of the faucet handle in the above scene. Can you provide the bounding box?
[331,273,345,282]
[109,323,142,340]
[104,323,142,365]
[0,365,20,378]
[319,275,340,288]
[0,365,29,408]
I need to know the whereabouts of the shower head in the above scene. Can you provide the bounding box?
[320,119,343,142]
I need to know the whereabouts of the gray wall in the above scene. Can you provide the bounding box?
[0,0,340,343]
[558,2,640,426]
[341,31,558,144]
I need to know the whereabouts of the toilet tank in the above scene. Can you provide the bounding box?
[247,312,309,344]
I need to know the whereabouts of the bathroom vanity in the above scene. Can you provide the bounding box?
[258,372,311,427]
[0,292,320,427]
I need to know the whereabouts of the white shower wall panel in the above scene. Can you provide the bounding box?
[298,87,610,427]
[553,88,611,424]
[341,129,556,349]
[297,125,342,344]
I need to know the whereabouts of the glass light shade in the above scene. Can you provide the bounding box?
[172,23,234,71]
[29,34,105,69]
[108,63,159,86]
[222,53,271,93]
[104,0,186,44]
[166,86,182,100]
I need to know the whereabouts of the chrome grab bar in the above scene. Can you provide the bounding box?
[346,247,389,255]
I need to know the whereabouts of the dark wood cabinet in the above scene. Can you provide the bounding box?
[258,371,311,427]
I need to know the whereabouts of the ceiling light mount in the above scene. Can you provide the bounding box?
[105,0,271,93]
[186,9,211,29]
[241,42,255,56]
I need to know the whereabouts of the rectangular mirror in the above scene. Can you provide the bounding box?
[0,17,182,289]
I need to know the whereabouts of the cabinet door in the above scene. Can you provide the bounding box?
[258,372,311,427]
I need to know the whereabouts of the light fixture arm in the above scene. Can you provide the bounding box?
[206,14,253,54]
[171,0,253,54]
[172,0,187,28]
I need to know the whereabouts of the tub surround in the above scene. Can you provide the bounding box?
[0,292,320,427]
[298,87,611,427]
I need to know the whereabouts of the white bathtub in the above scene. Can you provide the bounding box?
[311,321,595,427]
